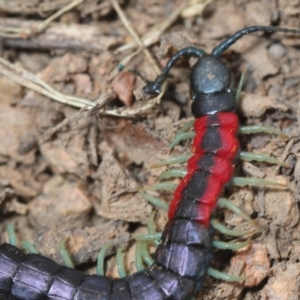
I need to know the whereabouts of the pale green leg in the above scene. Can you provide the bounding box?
[116,247,126,278]
[158,169,187,180]
[169,132,195,150]
[212,238,250,250]
[139,191,169,211]
[147,211,160,247]
[96,244,110,276]
[211,219,253,237]
[152,154,190,168]
[174,120,195,137]
[134,232,162,241]
[239,125,284,136]
[135,242,145,271]
[233,177,284,187]
[235,69,246,104]
[142,182,177,191]
[21,240,39,254]
[217,198,254,224]
[239,151,288,167]
[141,242,154,267]
[6,224,18,247]
[207,267,248,282]
[59,238,74,269]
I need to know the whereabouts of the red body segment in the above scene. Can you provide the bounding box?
[187,154,234,184]
[194,112,239,133]
[168,112,240,226]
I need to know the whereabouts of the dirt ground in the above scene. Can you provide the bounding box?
[0,0,300,299]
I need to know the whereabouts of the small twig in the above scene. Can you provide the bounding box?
[110,0,161,76]
[0,56,160,118]
[35,0,85,34]
[0,0,84,38]
[113,0,211,55]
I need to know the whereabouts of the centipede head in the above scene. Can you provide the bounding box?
[189,55,232,97]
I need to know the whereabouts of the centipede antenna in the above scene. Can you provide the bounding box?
[212,26,300,56]
[142,47,205,96]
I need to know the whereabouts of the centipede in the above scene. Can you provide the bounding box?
[0,25,299,300]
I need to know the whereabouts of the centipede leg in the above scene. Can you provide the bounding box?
[235,69,246,104]
[139,191,169,210]
[169,132,195,150]
[217,198,254,224]
[116,247,126,278]
[21,240,39,254]
[174,119,195,137]
[239,151,288,167]
[212,238,250,250]
[151,154,190,168]
[207,268,248,282]
[96,244,110,276]
[142,182,178,191]
[147,211,161,247]
[141,242,154,266]
[135,242,145,271]
[211,219,253,237]
[59,238,74,268]
[239,125,285,136]
[6,224,18,247]
[232,177,284,187]
[157,169,187,180]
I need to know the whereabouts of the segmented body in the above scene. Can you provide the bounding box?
[0,25,299,300]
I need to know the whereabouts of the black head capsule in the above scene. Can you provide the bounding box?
[190,55,235,118]
[190,55,231,96]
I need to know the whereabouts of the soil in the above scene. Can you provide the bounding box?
[0,0,300,299]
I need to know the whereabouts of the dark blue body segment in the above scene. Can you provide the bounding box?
[0,224,213,300]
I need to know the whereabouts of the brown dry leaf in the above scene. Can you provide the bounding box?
[235,243,270,287]
[264,182,299,228]
[28,175,92,227]
[112,71,136,106]
[0,104,37,164]
[260,262,300,300]
[94,142,152,223]
[240,92,289,118]
[39,129,90,177]
[0,165,41,199]
[34,221,130,265]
